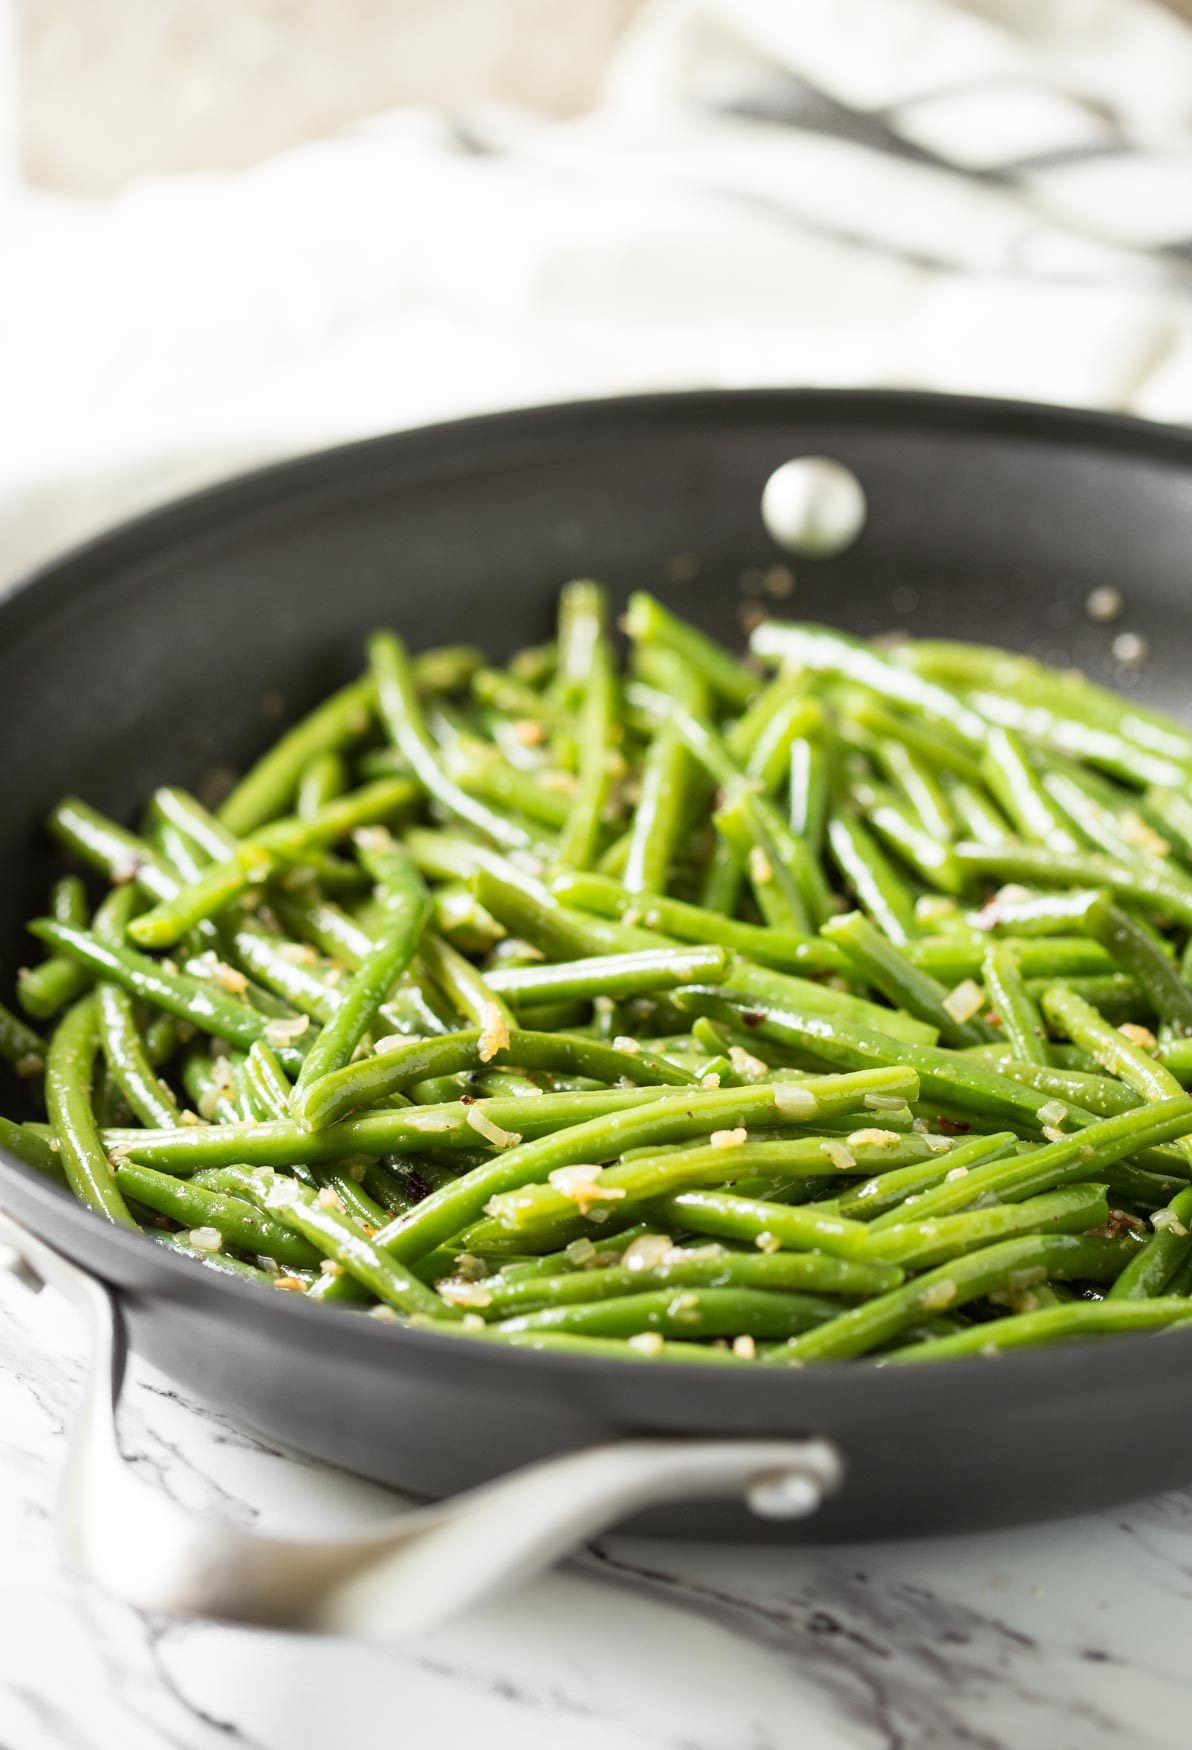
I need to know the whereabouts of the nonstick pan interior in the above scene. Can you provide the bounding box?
[5,389,1192,1541]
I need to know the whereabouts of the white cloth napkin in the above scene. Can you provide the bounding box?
[2,0,1191,584]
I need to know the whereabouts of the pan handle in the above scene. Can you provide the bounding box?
[0,1213,843,1642]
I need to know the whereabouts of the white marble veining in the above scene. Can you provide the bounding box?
[2,1262,1191,1750]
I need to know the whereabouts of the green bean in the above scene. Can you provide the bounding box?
[1040,760,1182,874]
[1165,1253,1192,1294]
[1040,984,1192,1167]
[688,1015,803,1074]
[208,1152,394,1268]
[359,1158,423,1216]
[295,1027,697,1130]
[1108,1184,1192,1300]
[473,863,657,961]
[150,784,240,864]
[711,792,810,933]
[413,645,486,695]
[481,1225,654,1285]
[751,621,985,747]
[553,579,607,715]
[472,1247,904,1315]
[699,839,745,916]
[417,930,514,1035]
[896,641,1192,786]
[104,1088,678,1171]
[297,751,349,821]
[1160,1039,1192,1084]
[0,1000,46,1071]
[860,784,966,897]
[826,811,917,945]
[870,1096,1192,1228]
[275,892,376,967]
[642,1189,867,1261]
[45,995,135,1226]
[886,1296,1192,1362]
[154,1231,284,1287]
[181,1048,240,1125]
[623,651,707,895]
[908,935,1113,983]
[443,740,570,830]
[723,956,939,1047]
[631,688,828,929]
[312,1167,391,1233]
[553,638,618,873]
[743,691,822,796]
[875,735,956,843]
[47,798,176,903]
[981,727,1079,852]
[492,1285,840,1341]
[471,667,568,729]
[17,875,91,1019]
[823,911,994,1048]
[677,985,1093,1135]
[865,1182,1109,1271]
[218,920,341,1024]
[955,844,1192,931]
[548,871,843,974]
[1140,787,1192,867]
[292,832,431,1098]
[219,675,375,836]
[370,628,535,852]
[1081,896,1192,1036]
[958,1048,1140,1119]
[484,1118,928,1241]
[971,888,1109,935]
[369,1078,885,1264]
[410,1323,751,1363]
[236,1041,320,1192]
[624,591,755,708]
[94,889,180,1130]
[947,780,1013,846]
[30,919,307,1074]
[788,736,827,853]
[775,1233,1130,1363]
[484,945,729,1008]
[1023,973,1148,1027]
[260,1177,451,1317]
[981,942,1049,1065]
[738,785,836,932]
[115,1161,320,1267]
[838,1130,1018,1220]
[429,881,505,956]
[155,782,367,899]
[127,776,419,948]
[846,695,985,787]
[0,1114,65,1182]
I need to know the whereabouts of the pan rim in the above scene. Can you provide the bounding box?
[6,383,1192,1397]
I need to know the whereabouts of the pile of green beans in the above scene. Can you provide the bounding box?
[9,589,1192,1367]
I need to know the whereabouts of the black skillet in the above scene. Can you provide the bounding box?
[4,389,1192,1554]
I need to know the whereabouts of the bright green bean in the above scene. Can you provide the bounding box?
[775,1234,1130,1363]
[45,995,135,1226]
[219,675,375,836]
[292,832,431,1099]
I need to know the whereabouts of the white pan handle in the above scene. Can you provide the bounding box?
[0,1213,842,1642]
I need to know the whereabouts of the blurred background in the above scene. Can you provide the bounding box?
[3,0,1192,580]
[18,1,641,192]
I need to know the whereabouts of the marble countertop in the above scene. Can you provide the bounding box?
[3,1258,1191,1750]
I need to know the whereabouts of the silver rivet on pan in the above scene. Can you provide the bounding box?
[762,457,867,558]
[746,1469,826,1520]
